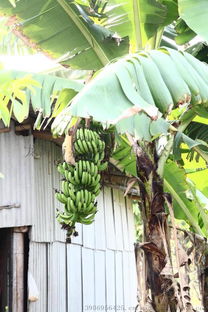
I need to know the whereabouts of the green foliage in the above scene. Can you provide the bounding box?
[173,131,208,162]
[174,18,196,45]
[0,72,39,126]
[0,0,181,71]
[0,0,129,69]
[178,0,208,43]
[184,156,208,197]
[52,48,208,139]
[164,161,208,236]
[0,70,83,127]
[0,17,34,55]
[105,0,169,50]
[112,136,137,177]
[112,137,208,237]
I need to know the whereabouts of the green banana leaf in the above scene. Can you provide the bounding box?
[185,121,208,141]
[112,137,137,177]
[0,70,83,127]
[178,0,208,43]
[173,130,208,161]
[112,137,208,237]
[164,161,208,237]
[0,0,179,70]
[182,154,208,197]
[0,0,129,70]
[173,122,208,164]
[0,17,34,55]
[174,18,196,45]
[80,0,178,50]
[52,52,176,138]
[52,48,208,138]
[103,0,172,50]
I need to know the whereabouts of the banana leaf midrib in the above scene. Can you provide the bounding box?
[133,0,142,51]
[57,0,110,67]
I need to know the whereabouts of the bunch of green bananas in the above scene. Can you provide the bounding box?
[55,128,107,240]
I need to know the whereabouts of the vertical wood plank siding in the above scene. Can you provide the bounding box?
[0,128,34,227]
[67,244,82,311]
[28,186,138,312]
[0,130,138,311]
[28,243,47,312]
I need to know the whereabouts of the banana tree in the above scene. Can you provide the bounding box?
[51,48,208,311]
[1,0,208,311]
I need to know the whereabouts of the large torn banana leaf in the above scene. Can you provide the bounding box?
[0,0,179,70]
[0,0,129,70]
[0,16,34,55]
[52,48,208,139]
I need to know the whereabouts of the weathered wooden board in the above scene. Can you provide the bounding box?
[106,250,116,308]
[67,244,82,312]
[0,130,35,228]
[48,242,67,312]
[28,243,47,312]
[119,191,129,251]
[32,140,54,242]
[83,220,95,249]
[126,197,136,251]
[112,189,124,251]
[94,191,106,250]
[122,251,131,310]
[115,251,124,309]
[94,250,106,308]
[129,252,138,309]
[82,248,95,309]
[104,187,116,250]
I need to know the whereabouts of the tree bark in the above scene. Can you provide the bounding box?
[135,142,195,312]
[202,252,208,309]
[135,142,170,311]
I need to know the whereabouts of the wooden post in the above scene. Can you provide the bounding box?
[12,227,27,312]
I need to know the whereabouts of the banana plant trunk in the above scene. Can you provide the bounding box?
[135,141,170,311]
[202,252,208,309]
[134,141,195,312]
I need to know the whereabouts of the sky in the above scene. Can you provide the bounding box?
[0,53,57,73]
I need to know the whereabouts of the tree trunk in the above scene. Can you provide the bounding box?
[135,142,169,311]
[135,142,194,312]
[202,252,208,309]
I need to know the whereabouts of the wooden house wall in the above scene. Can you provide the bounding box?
[30,138,138,311]
[0,129,138,311]
[0,126,35,227]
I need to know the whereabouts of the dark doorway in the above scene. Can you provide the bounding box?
[0,227,29,312]
[0,228,13,312]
